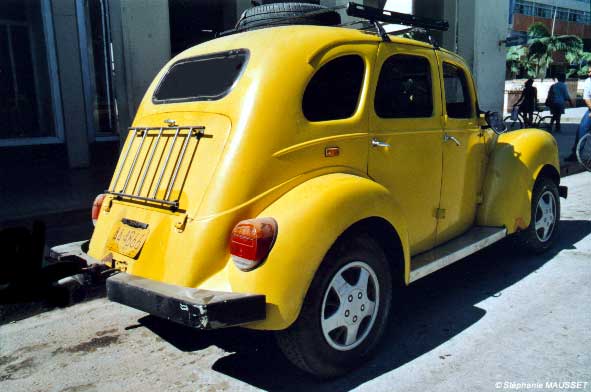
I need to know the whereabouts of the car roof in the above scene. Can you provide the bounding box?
[173,24,435,63]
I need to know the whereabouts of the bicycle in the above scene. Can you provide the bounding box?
[503,104,553,132]
[576,132,591,171]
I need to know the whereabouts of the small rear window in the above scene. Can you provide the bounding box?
[153,49,249,103]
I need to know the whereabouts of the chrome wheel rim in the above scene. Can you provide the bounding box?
[320,261,379,351]
[535,190,557,242]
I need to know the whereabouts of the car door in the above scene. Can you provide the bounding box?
[368,43,444,256]
[435,53,487,245]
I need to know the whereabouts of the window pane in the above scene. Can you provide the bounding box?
[443,63,473,119]
[153,50,248,103]
[0,0,56,139]
[374,54,433,118]
[302,55,364,122]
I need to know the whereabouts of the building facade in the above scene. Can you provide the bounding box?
[510,0,591,46]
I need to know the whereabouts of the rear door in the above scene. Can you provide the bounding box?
[368,43,444,255]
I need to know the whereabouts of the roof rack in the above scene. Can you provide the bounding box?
[346,3,448,33]
[219,1,448,45]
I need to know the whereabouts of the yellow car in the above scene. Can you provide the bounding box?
[62,3,566,378]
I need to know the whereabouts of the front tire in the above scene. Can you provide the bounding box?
[276,234,392,378]
[515,176,560,253]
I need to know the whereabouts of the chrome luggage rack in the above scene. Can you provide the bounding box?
[107,126,210,210]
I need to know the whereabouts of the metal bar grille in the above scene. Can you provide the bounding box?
[107,126,206,209]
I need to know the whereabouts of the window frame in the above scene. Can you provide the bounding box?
[152,48,250,105]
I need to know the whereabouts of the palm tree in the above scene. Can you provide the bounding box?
[506,45,528,79]
[526,22,582,79]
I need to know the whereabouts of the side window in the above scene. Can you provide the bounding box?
[303,55,364,122]
[374,54,433,118]
[443,63,473,118]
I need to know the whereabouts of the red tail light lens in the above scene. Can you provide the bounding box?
[230,217,277,271]
[92,194,106,226]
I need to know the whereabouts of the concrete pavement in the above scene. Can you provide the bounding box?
[1,171,589,392]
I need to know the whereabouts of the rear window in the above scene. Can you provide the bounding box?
[153,49,249,103]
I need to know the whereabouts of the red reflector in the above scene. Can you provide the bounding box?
[230,218,277,271]
[92,194,106,226]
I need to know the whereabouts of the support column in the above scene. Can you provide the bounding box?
[109,0,171,147]
[51,0,90,168]
[415,0,509,112]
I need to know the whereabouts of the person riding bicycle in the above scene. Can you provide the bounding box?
[566,65,591,162]
[547,73,574,133]
[515,78,537,127]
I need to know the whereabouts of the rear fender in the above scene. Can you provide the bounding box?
[229,173,409,330]
[477,129,560,233]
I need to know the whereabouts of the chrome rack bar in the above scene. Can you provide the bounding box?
[137,127,163,196]
[110,129,137,192]
[152,127,181,199]
[346,2,448,32]
[165,127,195,201]
[121,128,148,193]
[108,191,179,208]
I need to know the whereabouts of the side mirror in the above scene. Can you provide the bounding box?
[484,111,506,134]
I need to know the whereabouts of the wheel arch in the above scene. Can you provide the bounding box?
[230,173,410,331]
[477,129,560,234]
[338,217,405,289]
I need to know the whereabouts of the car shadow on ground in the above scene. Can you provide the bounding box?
[138,219,591,391]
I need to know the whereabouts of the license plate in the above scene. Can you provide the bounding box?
[107,223,150,259]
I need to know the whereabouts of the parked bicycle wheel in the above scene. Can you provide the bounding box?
[503,115,523,131]
[537,115,553,132]
[576,133,591,171]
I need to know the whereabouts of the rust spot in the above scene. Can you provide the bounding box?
[514,217,527,230]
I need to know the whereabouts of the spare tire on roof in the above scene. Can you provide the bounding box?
[236,2,341,32]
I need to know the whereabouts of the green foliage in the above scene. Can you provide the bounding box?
[506,22,583,79]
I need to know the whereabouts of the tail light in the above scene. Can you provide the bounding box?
[230,217,277,271]
[92,194,106,226]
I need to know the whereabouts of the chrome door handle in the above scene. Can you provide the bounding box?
[444,134,461,146]
[371,138,390,148]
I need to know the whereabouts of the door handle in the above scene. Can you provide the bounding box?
[371,138,390,148]
[444,134,461,146]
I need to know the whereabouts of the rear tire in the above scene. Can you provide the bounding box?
[537,115,554,132]
[514,176,560,253]
[503,115,523,131]
[576,133,591,171]
[276,234,392,378]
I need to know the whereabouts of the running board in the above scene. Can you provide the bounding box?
[409,227,507,283]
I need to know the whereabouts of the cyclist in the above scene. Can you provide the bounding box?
[566,65,591,162]
[515,79,537,127]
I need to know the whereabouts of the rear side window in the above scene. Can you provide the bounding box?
[374,54,433,118]
[303,55,364,122]
[443,62,473,118]
[153,49,249,103]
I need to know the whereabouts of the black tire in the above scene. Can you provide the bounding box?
[537,115,554,132]
[576,133,591,172]
[514,176,560,253]
[276,234,392,378]
[236,2,341,31]
[503,115,523,131]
